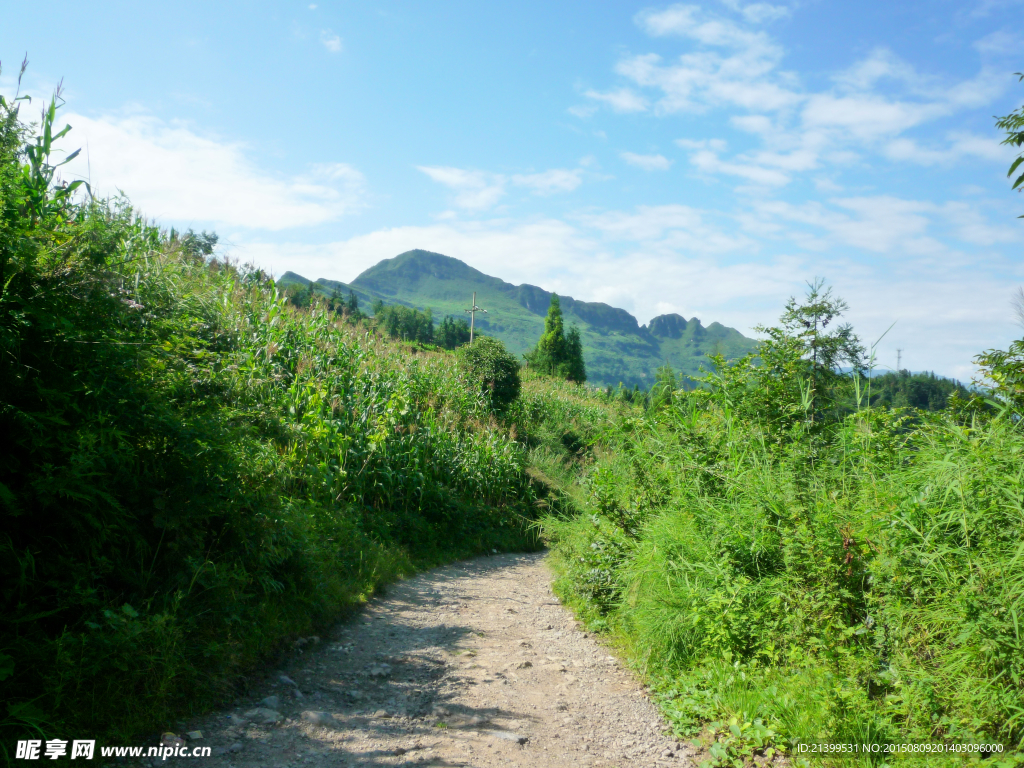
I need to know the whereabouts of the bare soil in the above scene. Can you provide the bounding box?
[167,552,696,767]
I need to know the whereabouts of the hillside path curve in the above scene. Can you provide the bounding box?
[185,552,695,768]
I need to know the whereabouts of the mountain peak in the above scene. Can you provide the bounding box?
[647,313,696,339]
[286,249,756,385]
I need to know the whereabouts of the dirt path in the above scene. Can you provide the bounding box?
[175,552,695,768]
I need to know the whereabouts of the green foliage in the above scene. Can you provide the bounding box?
[373,302,434,343]
[974,338,1024,415]
[539,293,566,360]
[758,278,865,424]
[650,365,680,411]
[436,315,471,350]
[701,716,785,768]
[564,325,586,383]
[0,85,540,759]
[996,73,1024,213]
[526,294,587,383]
[541,285,1024,765]
[866,369,971,411]
[458,336,522,409]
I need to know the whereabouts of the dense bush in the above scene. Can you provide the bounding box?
[0,89,538,757]
[457,336,522,409]
[543,289,1024,765]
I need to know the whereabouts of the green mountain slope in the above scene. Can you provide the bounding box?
[279,249,757,387]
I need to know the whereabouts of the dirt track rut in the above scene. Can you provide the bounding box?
[177,552,695,767]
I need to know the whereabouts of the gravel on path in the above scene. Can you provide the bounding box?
[163,552,696,768]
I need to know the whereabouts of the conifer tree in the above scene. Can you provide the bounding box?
[345,290,359,316]
[538,294,565,362]
[526,294,586,383]
[564,325,586,383]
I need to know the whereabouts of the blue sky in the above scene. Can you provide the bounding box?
[3,0,1023,379]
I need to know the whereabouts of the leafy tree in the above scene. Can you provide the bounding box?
[696,281,863,432]
[974,340,1024,415]
[168,228,218,259]
[285,283,314,309]
[976,77,1024,413]
[458,335,521,409]
[757,279,864,424]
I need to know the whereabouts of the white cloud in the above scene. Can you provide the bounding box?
[833,48,921,92]
[567,104,598,118]
[884,132,1013,165]
[512,168,584,194]
[676,137,728,151]
[61,110,364,230]
[417,166,506,210]
[418,165,585,207]
[800,94,939,140]
[320,30,342,53]
[690,149,789,185]
[730,114,774,134]
[575,204,756,256]
[577,5,1008,195]
[583,87,648,113]
[737,3,791,23]
[621,151,673,171]
[636,4,778,50]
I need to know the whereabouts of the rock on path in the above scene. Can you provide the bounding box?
[176,552,696,767]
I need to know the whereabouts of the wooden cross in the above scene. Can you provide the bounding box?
[464,291,487,344]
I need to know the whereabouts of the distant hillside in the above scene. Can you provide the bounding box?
[278,249,758,387]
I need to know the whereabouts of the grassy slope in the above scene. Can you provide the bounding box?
[279,249,757,387]
[0,219,543,758]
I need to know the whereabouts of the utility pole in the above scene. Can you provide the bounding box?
[464,291,487,344]
[896,348,903,372]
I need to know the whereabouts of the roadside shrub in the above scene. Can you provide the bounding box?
[457,336,522,409]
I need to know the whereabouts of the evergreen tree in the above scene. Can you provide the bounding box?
[526,294,587,383]
[563,325,586,383]
[372,304,436,344]
[538,294,565,362]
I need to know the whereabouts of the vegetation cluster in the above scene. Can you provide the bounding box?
[540,282,1024,766]
[0,85,539,758]
[524,293,587,383]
